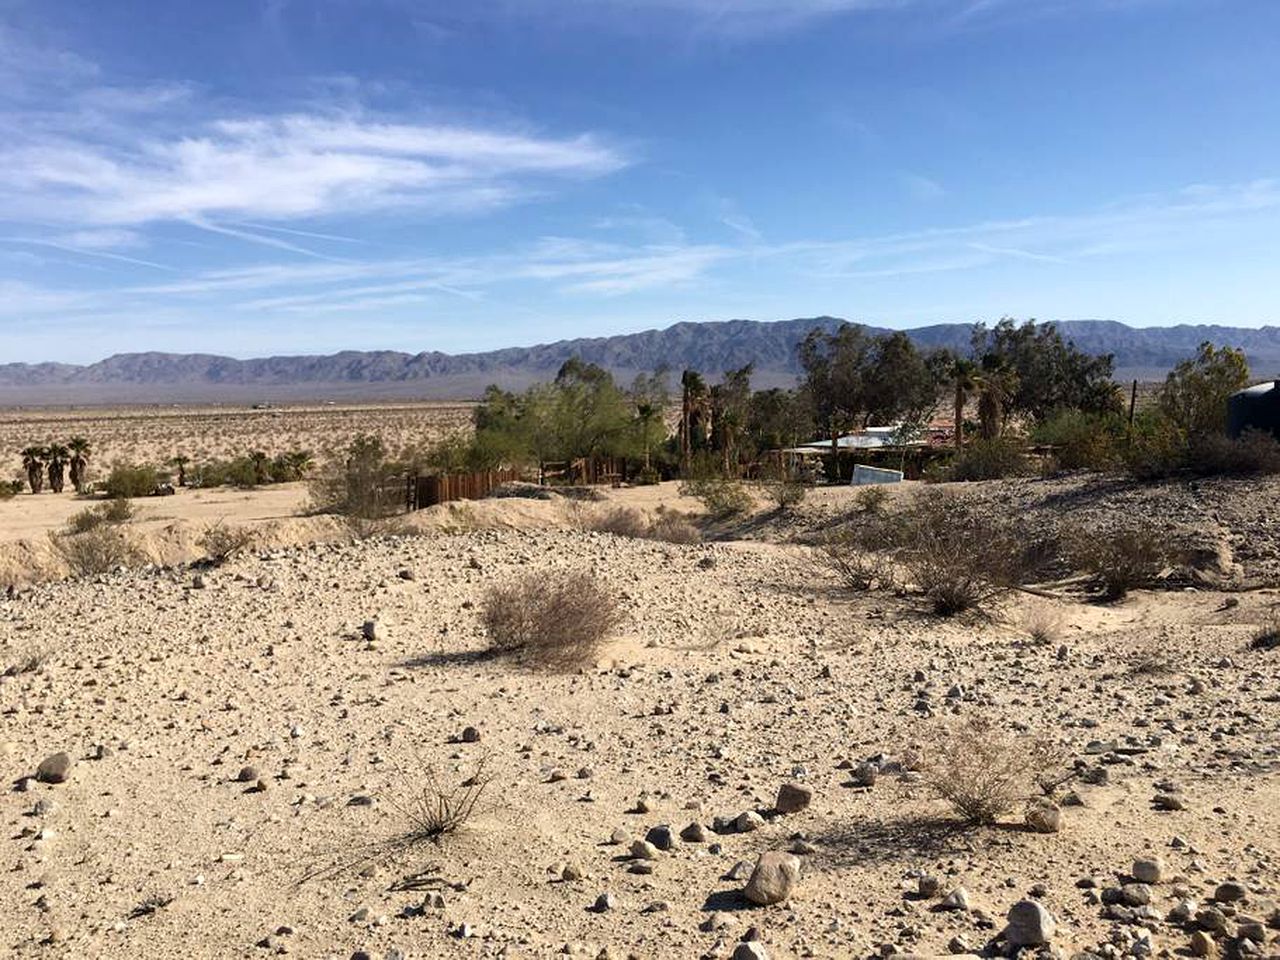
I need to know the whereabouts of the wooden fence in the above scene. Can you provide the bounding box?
[407,468,523,510]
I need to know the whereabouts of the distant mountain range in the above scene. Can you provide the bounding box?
[2,317,1278,404]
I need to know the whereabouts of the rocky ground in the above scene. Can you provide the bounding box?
[2,478,1280,959]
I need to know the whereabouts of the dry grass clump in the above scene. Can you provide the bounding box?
[481,570,620,670]
[400,756,494,844]
[591,506,650,539]
[52,528,145,577]
[1021,606,1065,646]
[917,716,1066,825]
[1128,643,1177,676]
[3,645,51,677]
[1067,526,1170,601]
[198,521,259,564]
[853,485,890,514]
[646,509,701,544]
[1250,621,1280,652]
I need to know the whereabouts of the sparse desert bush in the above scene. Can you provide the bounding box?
[399,755,494,844]
[1188,429,1280,477]
[634,467,660,486]
[1067,526,1170,601]
[1021,606,1065,646]
[917,716,1066,825]
[591,506,650,539]
[1034,410,1124,472]
[52,528,144,577]
[3,645,50,677]
[678,478,754,519]
[1128,644,1176,676]
[66,497,135,534]
[481,570,620,670]
[853,485,889,514]
[1250,621,1280,651]
[822,492,1038,614]
[198,521,258,564]
[943,438,1032,482]
[1122,411,1187,480]
[646,509,701,544]
[0,479,21,500]
[103,463,161,499]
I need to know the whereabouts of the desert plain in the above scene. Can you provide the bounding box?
[1,403,1278,960]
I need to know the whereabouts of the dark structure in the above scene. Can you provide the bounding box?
[1227,380,1280,439]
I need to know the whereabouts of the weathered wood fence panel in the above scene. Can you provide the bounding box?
[407,468,522,510]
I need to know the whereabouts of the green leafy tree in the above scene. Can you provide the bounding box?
[1158,341,1250,439]
[709,364,754,475]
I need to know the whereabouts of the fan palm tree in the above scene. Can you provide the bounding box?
[20,446,47,494]
[248,450,271,485]
[46,443,70,494]
[68,437,91,493]
[168,455,190,486]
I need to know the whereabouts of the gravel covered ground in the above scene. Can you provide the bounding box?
[3,497,1280,959]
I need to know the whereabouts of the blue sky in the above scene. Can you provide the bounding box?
[1,0,1278,363]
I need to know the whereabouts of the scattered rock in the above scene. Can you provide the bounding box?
[775,781,812,814]
[743,851,801,906]
[35,752,73,784]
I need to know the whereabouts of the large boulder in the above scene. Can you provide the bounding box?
[743,851,801,906]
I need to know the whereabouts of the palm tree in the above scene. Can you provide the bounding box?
[68,437,91,493]
[950,358,980,449]
[168,455,190,486]
[46,443,69,494]
[679,370,708,471]
[21,446,47,494]
[976,361,1018,441]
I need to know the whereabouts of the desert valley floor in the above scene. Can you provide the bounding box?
[1,472,1279,959]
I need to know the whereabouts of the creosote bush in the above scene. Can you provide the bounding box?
[481,570,620,670]
[917,716,1066,826]
[943,438,1032,482]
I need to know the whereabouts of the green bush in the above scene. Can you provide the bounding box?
[943,438,1032,482]
[678,477,754,518]
[1034,410,1124,471]
[635,467,661,486]
[103,463,160,499]
[1067,525,1171,601]
[52,528,144,577]
[308,435,405,519]
[66,497,135,534]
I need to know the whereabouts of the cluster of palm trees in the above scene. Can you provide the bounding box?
[19,437,92,494]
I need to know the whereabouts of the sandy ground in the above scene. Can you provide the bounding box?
[1,477,1279,959]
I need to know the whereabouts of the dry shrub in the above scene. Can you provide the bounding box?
[3,645,50,677]
[678,478,754,519]
[52,528,144,577]
[66,497,134,534]
[400,755,494,843]
[1067,526,1170,601]
[591,506,650,539]
[481,570,620,670]
[1250,621,1280,652]
[854,485,889,514]
[918,716,1066,825]
[646,510,701,544]
[821,491,1038,615]
[1129,645,1176,676]
[198,521,258,564]
[1021,606,1065,646]
[587,506,701,544]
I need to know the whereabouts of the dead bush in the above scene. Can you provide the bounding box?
[400,755,494,843]
[52,528,144,577]
[819,531,897,591]
[1128,644,1177,676]
[1067,526,1170,601]
[1020,606,1065,646]
[198,521,258,564]
[481,570,620,670]
[646,510,701,544]
[1250,621,1280,652]
[590,507,650,539]
[917,716,1066,826]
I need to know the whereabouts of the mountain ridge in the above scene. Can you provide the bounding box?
[3,317,1278,404]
